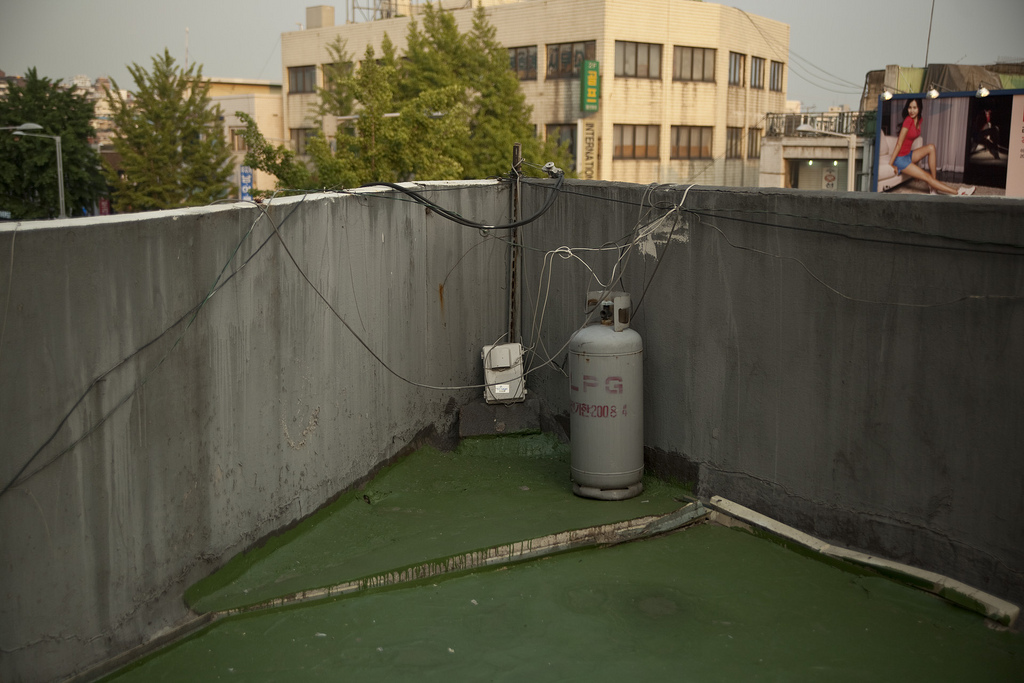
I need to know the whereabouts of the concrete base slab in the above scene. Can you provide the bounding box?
[573,481,644,501]
[458,397,540,438]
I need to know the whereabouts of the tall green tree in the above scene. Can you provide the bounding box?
[241,40,468,190]
[241,3,571,189]
[464,5,570,178]
[397,5,471,103]
[235,112,313,190]
[396,4,571,178]
[0,68,104,219]
[350,43,403,182]
[104,50,232,212]
[315,37,356,123]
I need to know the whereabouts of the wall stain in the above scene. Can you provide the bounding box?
[282,406,321,450]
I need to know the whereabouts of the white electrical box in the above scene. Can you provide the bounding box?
[481,343,526,404]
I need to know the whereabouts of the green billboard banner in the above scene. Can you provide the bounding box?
[581,60,600,112]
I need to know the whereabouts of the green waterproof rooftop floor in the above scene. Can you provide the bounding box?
[186,434,692,614]
[112,524,1024,682]
[111,434,1024,682]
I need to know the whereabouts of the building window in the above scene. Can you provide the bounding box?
[751,57,765,90]
[288,65,317,94]
[614,41,662,79]
[728,52,745,86]
[613,124,659,159]
[230,127,247,152]
[770,60,785,92]
[290,128,316,156]
[673,46,715,82]
[359,57,389,71]
[726,127,743,158]
[747,128,761,158]
[322,62,353,91]
[508,46,538,81]
[546,41,596,79]
[546,124,577,169]
[670,125,713,159]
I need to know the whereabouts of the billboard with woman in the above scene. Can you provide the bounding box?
[873,90,1022,197]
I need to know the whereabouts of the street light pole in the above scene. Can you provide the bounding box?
[7,123,67,219]
[796,124,858,192]
[54,135,66,219]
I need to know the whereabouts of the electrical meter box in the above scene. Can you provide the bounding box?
[481,343,526,404]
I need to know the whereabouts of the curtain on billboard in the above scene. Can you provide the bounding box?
[924,97,969,175]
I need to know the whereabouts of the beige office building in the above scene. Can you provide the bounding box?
[209,78,285,196]
[282,0,789,185]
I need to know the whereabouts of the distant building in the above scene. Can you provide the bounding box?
[0,69,26,98]
[207,77,282,98]
[860,62,1024,112]
[281,0,789,185]
[70,74,93,91]
[207,78,284,198]
[758,110,868,192]
[65,73,283,200]
[71,76,128,149]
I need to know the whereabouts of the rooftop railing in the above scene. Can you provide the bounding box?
[764,111,876,138]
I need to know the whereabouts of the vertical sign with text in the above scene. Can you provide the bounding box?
[823,166,837,190]
[580,60,600,113]
[240,165,253,202]
[576,119,598,180]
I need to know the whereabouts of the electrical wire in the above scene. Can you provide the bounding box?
[4,177,529,494]
[513,181,1021,342]
[358,172,563,230]
[787,50,864,91]
[10,178,1018,493]
[520,179,1022,331]
[632,185,695,316]
[736,8,864,97]
[520,184,696,375]
[699,216,1024,308]
[531,181,1024,257]
[0,194,304,496]
[258,195,574,391]
[237,173,647,393]
[3,172,566,493]
[786,62,865,97]
[687,207,1024,257]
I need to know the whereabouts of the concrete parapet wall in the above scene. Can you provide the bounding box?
[0,184,510,682]
[520,181,1024,613]
[2,179,1022,681]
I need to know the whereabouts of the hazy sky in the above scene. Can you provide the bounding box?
[1,0,1021,111]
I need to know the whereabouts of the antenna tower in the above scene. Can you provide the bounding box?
[350,0,404,23]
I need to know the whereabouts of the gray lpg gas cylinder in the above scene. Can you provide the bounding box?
[568,292,643,500]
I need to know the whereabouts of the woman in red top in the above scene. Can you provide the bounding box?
[888,98,974,195]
